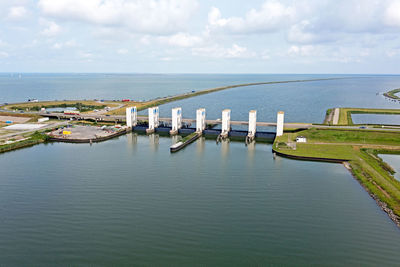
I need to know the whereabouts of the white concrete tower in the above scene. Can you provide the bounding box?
[248,110,257,138]
[196,108,206,133]
[170,107,182,135]
[125,106,137,128]
[221,109,231,137]
[276,111,284,137]
[146,106,159,134]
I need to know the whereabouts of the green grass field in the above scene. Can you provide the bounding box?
[274,128,400,220]
[337,108,400,125]
[383,88,400,100]
[299,128,400,146]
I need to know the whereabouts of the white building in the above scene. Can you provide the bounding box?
[296,136,307,143]
[276,111,284,137]
[196,108,206,133]
[146,106,159,134]
[221,109,231,137]
[125,106,137,128]
[170,107,182,135]
[248,110,257,138]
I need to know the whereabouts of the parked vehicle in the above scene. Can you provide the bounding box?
[64,110,80,115]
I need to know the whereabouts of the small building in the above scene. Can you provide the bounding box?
[296,136,307,143]
[38,117,49,123]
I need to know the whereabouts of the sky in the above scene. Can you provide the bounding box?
[0,0,400,74]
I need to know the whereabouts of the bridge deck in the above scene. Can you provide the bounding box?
[41,112,312,128]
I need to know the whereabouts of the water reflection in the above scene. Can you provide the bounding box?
[195,137,205,157]
[220,139,230,164]
[148,134,159,152]
[126,132,138,153]
[171,135,181,145]
[247,141,256,168]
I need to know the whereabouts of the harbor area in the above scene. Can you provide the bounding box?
[47,124,127,143]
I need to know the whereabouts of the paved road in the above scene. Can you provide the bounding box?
[3,109,400,133]
[332,108,340,125]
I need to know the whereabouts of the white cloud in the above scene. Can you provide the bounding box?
[285,0,400,44]
[117,48,128,54]
[207,1,295,34]
[386,47,400,57]
[0,51,9,58]
[79,51,94,58]
[160,57,173,61]
[40,20,62,36]
[38,0,198,34]
[7,6,28,20]
[52,43,62,49]
[52,40,78,49]
[0,40,8,47]
[159,33,203,48]
[288,45,316,57]
[193,44,255,59]
[384,1,400,27]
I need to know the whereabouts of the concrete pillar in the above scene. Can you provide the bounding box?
[196,108,206,133]
[276,111,284,137]
[248,110,257,137]
[170,107,182,135]
[221,109,231,137]
[146,106,159,134]
[125,106,137,128]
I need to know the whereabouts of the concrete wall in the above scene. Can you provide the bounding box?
[148,106,159,130]
[222,109,231,134]
[276,111,284,136]
[196,108,206,132]
[248,110,257,136]
[125,106,137,127]
[171,107,182,131]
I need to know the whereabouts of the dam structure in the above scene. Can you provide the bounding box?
[246,110,257,145]
[126,106,137,129]
[146,106,159,134]
[122,106,290,152]
[170,107,182,135]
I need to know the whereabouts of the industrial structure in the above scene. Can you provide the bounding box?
[221,109,231,138]
[276,111,285,137]
[170,107,182,135]
[146,106,159,134]
[125,106,137,128]
[196,108,206,133]
[246,110,257,144]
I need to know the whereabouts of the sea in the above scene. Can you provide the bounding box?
[1,73,400,265]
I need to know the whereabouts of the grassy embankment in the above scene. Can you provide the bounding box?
[274,128,400,224]
[0,131,49,153]
[3,101,111,113]
[383,88,400,100]
[2,77,345,116]
[180,132,199,143]
[337,108,400,125]
[107,77,345,115]
[323,108,334,125]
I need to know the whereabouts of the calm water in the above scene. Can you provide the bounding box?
[380,154,400,181]
[0,73,341,103]
[1,135,400,266]
[1,74,400,265]
[153,75,400,124]
[352,114,400,125]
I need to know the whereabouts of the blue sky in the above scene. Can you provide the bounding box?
[1,0,400,73]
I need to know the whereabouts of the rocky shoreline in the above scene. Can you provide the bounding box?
[345,163,400,228]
